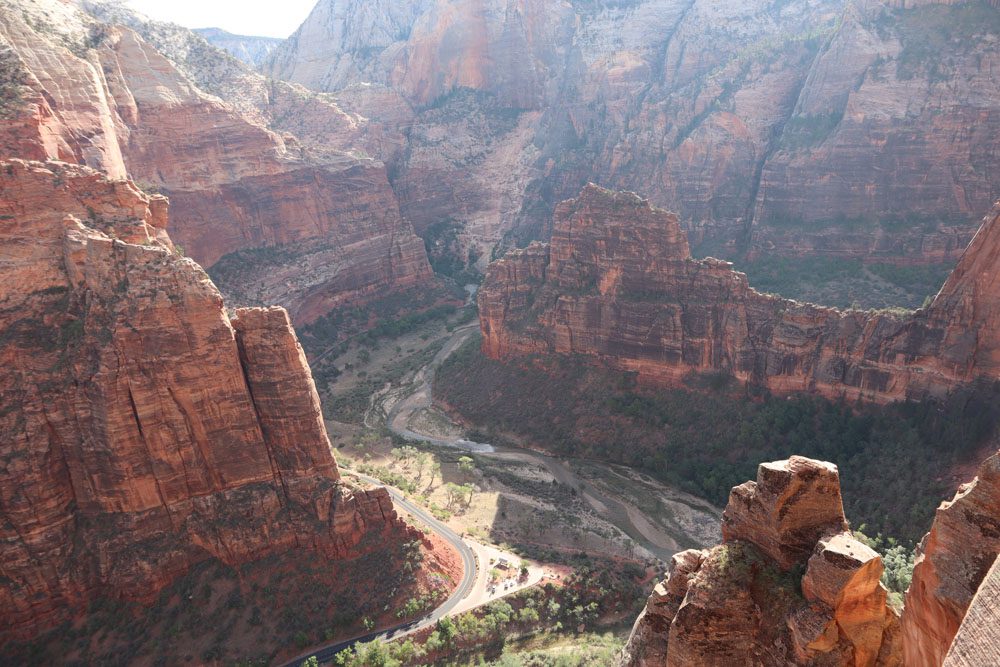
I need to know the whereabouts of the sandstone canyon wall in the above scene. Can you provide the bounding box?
[266,0,1000,272]
[901,449,1000,666]
[0,0,432,324]
[194,28,282,67]
[0,159,410,639]
[619,456,902,666]
[942,555,1000,666]
[479,185,1000,403]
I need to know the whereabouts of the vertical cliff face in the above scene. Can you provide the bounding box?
[480,185,1000,402]
[265,0,438,94]
[749,0,1000,260]
[266,0,1000,272]
[620,457,902,666]
[921,202,1000,379]
[266,0,573,110]
[0,0,432,325]
[0,160,410,639]
[901,449,1000,666]
[942,555,1000,666]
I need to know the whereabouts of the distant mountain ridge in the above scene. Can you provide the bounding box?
[264,0,1000,297]
[195,26,283,66]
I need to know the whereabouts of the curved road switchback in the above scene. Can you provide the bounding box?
[281,473,476,667]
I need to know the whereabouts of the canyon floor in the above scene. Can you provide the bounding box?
[303,296,722,663]
[313,303,721,568]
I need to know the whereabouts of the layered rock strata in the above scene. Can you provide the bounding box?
[268,0,1000,266]
[0,160,410,638]
[620,456,901,666]
[0,0,431,324]
[901,449,1000,666]
[479,185,1000,403]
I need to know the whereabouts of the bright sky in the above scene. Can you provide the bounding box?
[125,0,318,39]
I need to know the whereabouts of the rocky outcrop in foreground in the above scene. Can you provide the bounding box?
[0,160,411,638]
[620,456,901,666]
[480,185,1000,403]
[621,450,1000,667]
[901,449,1000,666]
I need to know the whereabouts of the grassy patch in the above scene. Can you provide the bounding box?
[300,288,465,355]
[322,340,445,422]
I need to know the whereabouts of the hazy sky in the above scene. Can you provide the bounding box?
[125,0,318,38]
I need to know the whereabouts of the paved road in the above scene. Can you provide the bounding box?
[281,474,477,666]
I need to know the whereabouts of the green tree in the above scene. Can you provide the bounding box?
[415,452,432,482]
[444,482,464,509]
[461,483,475,507]
[458,455,476,475]
[427,460,442,489]
[353,640,400,667]
[437,616,458,644]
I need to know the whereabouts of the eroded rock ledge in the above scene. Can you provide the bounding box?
[902,449,1000,666]
[480,184,1000,403]
[621,450,1000,667]
[620,456,902,666]
[0,160,412,638]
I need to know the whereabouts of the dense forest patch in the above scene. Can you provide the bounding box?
[435,335,999,545]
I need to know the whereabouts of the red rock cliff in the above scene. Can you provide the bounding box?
[0,160,410,639]
[901,449,1000,666]
[0,0,432,325]
[479,185,1000,403]
[942,555,1000,666]
[268,0,1000,273]
[620,456,902,666]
